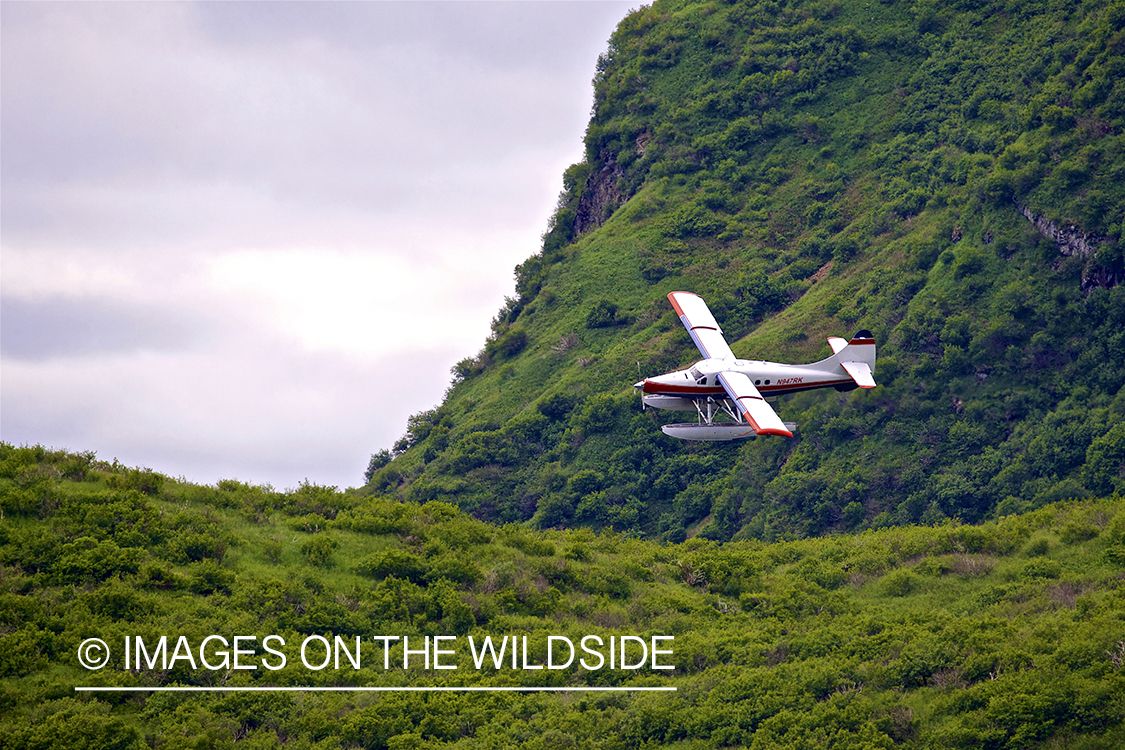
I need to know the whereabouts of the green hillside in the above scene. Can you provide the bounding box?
[2,445,1125,748]
[366,0,1125,543]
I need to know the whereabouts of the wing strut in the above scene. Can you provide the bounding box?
[717,372,793,437]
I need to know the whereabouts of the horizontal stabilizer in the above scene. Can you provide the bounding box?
[841,360,877,389]
[827,336,848,354]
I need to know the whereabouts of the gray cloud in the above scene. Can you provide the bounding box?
[192,2,611,73]
[1,295,202,361]
[2,1,628,248]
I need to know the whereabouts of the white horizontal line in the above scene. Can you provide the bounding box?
[76,686,676,693]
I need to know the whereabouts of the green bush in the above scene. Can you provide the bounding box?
[299,535,338,567]
[356,549,426,583]
[490,327,528,358]
[881,568,920,597]
[53,538,141,583]
[586,300,619,328]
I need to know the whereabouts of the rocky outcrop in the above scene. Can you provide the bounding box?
[1015,200,1119,290]
[1016,201,1101,258]
[574,154,625,236]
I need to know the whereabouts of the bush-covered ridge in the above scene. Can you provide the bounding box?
[369,0,1125,543]
[2,444,1124,748]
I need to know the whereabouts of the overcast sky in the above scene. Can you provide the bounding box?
[1,0,634,489]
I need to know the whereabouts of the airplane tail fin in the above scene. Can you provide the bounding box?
[825,330,877,389]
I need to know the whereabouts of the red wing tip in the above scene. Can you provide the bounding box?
[756,427,794,437]
[747,416,794,437]
[666,291,694,317]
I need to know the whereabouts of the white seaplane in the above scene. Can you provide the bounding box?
[635,291,876,440]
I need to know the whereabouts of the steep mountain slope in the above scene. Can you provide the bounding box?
[366,0,1125,542]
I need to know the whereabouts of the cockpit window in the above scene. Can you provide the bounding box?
[689,367,703,381]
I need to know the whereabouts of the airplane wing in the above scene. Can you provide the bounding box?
[667,291,735,360]
[716,371,794,437]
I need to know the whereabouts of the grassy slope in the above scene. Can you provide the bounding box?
[2,446,1125,748]
[369,0,1125,543]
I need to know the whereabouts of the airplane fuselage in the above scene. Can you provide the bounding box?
[637,357,856,412]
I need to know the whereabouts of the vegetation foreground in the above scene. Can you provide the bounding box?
[2,444,1124,748]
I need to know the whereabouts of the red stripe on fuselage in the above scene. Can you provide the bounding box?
[643,378,855,397]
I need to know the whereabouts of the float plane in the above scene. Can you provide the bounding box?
[635,291,876,441]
